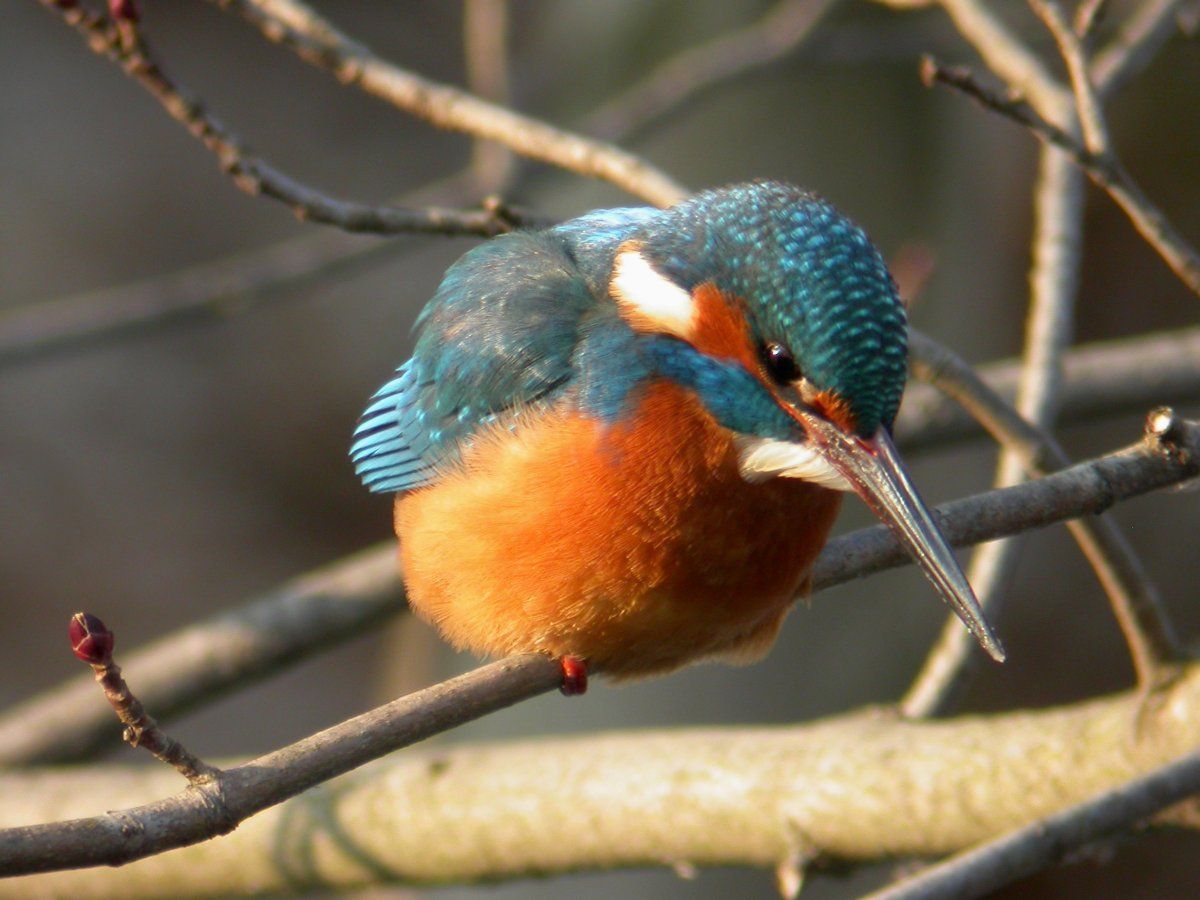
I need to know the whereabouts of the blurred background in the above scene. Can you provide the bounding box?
[3,1,1199,896]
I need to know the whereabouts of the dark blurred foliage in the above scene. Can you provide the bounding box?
[2,2,1199,897]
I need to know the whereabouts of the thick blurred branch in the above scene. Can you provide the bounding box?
[213,0,688,206]
[463,0,515,191]
[0,227,389,369]
[2,412,1197,768]
[8,657,1200,895]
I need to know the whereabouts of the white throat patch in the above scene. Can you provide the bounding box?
[610,249,696,339]
[734,436,853,491]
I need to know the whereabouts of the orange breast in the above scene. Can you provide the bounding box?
[395,380,842,678]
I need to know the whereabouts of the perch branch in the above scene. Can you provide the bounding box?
[0,655,563,877]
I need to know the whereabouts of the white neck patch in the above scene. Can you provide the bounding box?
[610,249,696,339]
[734,435,853,491]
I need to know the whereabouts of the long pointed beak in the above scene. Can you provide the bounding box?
[794,409,1005,663]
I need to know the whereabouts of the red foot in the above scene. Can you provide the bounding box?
[559,656,588,696]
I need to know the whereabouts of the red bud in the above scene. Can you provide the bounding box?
[109,0,140,22]
[69,612,115,664]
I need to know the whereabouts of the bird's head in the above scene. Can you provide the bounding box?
[608,181,1004,662]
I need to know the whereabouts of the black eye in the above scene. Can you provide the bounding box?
[762,342,800,384]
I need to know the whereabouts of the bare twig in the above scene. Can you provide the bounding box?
[36,0,537,237]
[922,57,1200,297]
[0,547,402,766]
[897,325,1200,452]
[3,412,1198,768]
[212,0,689,206]
[878,0,1073,117]
[1073,0,1109,39]
[903,331,1178,701]
[67,613,218,783]
[10,652,1200,891]
[867,745,1200,900]
[1090,0,1183,98]
[0,654,562,877]
[582,0,838,140]
[1029,0,1110,153]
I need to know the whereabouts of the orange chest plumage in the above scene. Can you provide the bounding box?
[395,380,843,677]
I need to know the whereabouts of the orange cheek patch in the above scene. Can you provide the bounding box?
[688,283,761,370]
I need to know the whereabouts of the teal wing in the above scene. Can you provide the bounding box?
[350,208,658,494]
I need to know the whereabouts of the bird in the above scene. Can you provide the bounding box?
[351,180,1003,694]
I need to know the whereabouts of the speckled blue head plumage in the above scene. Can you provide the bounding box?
[634,181,908,436]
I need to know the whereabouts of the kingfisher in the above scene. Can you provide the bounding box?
[351,181,1003,693]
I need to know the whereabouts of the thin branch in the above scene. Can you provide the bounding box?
[36,1,538,238]
[2,412,1198,768]
[1029,0,1110,153]
[902,331,1178,708]
[10,657,1200,893]
[0,654,562,877]
[0,547,403,766]
[1073,0,1109,39]
[897,326,1200,450]
[212,0,689,206]
[922,57,1200,297]
[582,0,838,141]
[873,0,1074,119]
[67,613,218,783]
[1090,0,1183,98]
[867,745,1200,900]
[0,161,548,371]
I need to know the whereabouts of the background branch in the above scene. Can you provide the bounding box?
[213,0,689,206]
[38,0,536,238]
